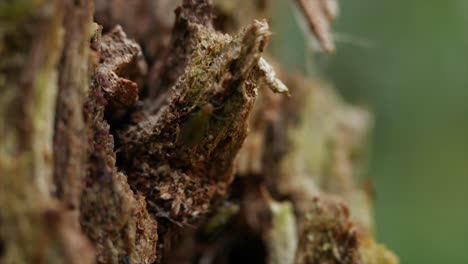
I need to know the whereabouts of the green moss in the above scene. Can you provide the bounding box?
[267,200,298,264]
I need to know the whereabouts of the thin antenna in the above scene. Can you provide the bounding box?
[333,32,375,49]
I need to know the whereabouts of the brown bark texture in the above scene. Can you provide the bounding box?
[0,0,398,263]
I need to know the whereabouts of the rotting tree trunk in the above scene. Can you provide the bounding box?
[0,0,398,264]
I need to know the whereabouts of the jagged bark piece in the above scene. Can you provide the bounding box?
[0,1,94,263]
[119,20,271,225]
[97,25,146,108]
[80,26,158,264]
[99,25,147,81]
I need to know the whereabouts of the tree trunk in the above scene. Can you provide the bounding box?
[0,0,398,263]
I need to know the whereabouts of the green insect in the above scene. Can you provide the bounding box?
[178,103,217,145]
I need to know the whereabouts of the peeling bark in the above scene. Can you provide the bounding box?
[80,25,158,264]
[119,19,271,225]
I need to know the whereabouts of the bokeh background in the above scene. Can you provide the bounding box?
[271,1,468,263]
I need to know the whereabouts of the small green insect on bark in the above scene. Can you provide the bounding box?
[179,103,215,145]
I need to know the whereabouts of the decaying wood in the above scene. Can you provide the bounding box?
[80,24,158,264]
[119,19,270,225]
[0,0,398,263]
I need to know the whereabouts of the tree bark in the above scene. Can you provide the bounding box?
[0,0,398,263]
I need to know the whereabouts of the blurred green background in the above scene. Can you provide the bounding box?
[271,0,468,263]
